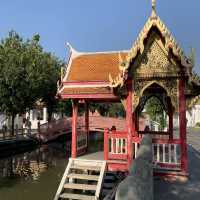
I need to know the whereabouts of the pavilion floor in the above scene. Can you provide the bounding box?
[78,151,104,161]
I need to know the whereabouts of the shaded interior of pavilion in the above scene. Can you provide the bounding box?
[68,81,186,175]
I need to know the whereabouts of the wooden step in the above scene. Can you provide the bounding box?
[71,165,101,171]
[67,173,99,181]
[60,193,95,200]
[54,159,106,200]
[64,183,97,191]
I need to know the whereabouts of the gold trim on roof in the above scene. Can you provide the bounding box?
[190,72,200,85]
[110,11,192,88]
[108,52,127,87]
[188,95,200,109]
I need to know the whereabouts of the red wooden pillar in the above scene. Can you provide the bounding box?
[178,78,188,174]
[126,79,133,168]
[168,102,173,140]
[85,101,89,151]
[104,128,109,160]
[72,100,78,158]
[135,109,139,137]
[132,112,136,137]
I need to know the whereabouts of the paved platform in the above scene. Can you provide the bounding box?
[78,151,104,161]
[154,128,200,200]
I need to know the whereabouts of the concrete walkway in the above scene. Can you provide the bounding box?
[154,128,200,200]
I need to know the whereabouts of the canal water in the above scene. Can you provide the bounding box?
[0,134,103,200]
[0,140,69,200]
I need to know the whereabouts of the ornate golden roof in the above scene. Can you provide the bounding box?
[187,72,200,108]
[188,95,200,108]
[190,72,200,85]
[109,5,193,88]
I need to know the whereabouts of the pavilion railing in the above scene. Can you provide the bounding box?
[138,131,170,140]
[132,136,142,159]
[104,129,128,161]
[152,139,181,169]
[77,127,87,154]
[133,136,181,170]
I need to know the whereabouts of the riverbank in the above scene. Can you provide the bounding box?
[0,137,38,159]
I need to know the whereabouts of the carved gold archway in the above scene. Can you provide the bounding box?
[132,80,177,112]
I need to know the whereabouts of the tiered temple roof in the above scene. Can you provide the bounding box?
[66,51,128,82]
[58,48,128,99]
[57,1,200,106]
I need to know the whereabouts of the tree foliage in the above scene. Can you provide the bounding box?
[89,103,125,118]
[0,31,63,134]
[55,100,72,117]
[145,96,166,130]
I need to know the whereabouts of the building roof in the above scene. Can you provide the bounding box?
[65,51,128,82]
[58,2,196,100]
[109,10,192,88]
[57,49,128,98]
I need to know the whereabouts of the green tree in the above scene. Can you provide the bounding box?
[89,103,125,118]
[55,100,72,117]
[0,31,62,135]
[37,53,63,121]
[145,96,166,130]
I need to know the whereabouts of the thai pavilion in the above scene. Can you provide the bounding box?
[57,1,200,177]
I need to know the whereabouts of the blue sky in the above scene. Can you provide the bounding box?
[0,0,199,73]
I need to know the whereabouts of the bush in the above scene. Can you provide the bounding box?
[195,122,200,127]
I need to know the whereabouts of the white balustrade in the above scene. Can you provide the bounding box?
[109,137,127,155]
[153,143,180,165]
[133,140,180,170]
[134,142,140,159]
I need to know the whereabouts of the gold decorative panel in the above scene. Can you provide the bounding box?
[132,79,178,112]
[132,32,179,78]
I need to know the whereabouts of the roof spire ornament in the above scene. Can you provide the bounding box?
[152,0,156,10]
[151,0,157,18]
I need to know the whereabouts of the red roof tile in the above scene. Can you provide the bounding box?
[67,52,128,82]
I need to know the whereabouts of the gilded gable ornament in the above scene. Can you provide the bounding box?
[109,0,192,89]
[135,33,178,77]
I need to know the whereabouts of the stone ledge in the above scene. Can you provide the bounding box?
[115,135,153,200]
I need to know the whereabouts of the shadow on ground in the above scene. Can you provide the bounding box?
[154,145,200,200]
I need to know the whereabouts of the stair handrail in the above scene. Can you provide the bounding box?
[95,161,107,199]
[54,158,73,200]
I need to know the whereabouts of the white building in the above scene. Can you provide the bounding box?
[173,101,200,128]
[186,104,200,127]
[0,107,62,133]
[26,107,48,130]
[0,114,6,129]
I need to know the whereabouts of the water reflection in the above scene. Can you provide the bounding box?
[0,140,70,200]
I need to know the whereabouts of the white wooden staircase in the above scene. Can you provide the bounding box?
[54,158,106,200]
